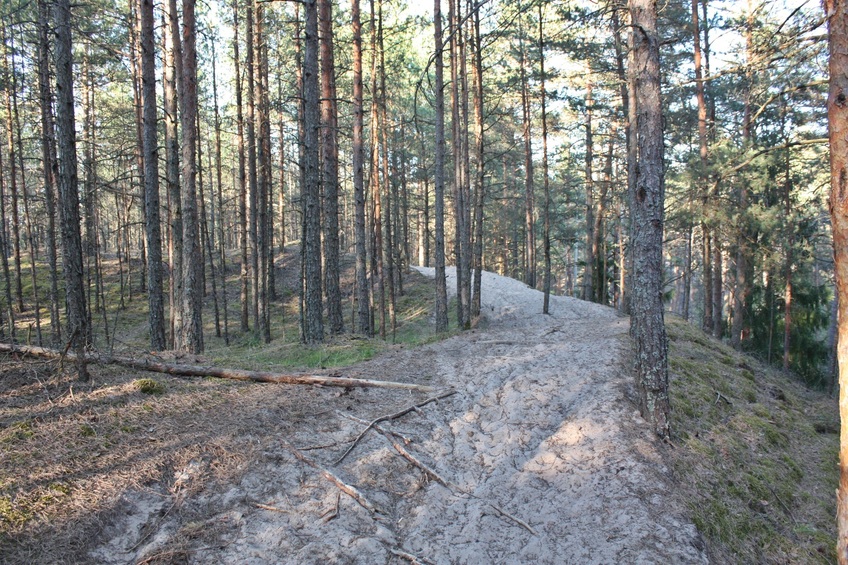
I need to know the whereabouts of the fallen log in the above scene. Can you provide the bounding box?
[0,342,436,392]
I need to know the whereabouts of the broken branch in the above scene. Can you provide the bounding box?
[282,440,381,515]
[334,389,457,465]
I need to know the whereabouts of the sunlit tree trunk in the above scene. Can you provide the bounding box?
[629,0,669,438]
[826,0,848,559]
[164,0,182,346]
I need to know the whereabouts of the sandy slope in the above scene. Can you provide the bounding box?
[93,268,708,564]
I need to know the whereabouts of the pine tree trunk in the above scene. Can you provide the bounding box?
[164,0,182,346]
[0,142,14,339]
[319,0,344,335]
[583,79,595,302]
[517,12,535,290]
[352,0,370,336]
[539,5,551,314]
[471,0,484,319]
[37,0,61,345]
[629,0,669,438]
[826,0,848,558]
[302,0,324,343]
[141,0,166,350]
[2,26,24,316]
[177,0,204,353]
[232,0,249,334]
[54,0,90,379]
[433,0,449,333]
[211,42,229,345]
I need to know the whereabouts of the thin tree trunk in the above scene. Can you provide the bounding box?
[233,0,249,333]
[0,141,14,339]
[518,9,535,290]
[164,0,182,346]
[583,79,595,302]
[539,5,551,314]
[38,0,61,345]
[211,40,229,345]
[2,26,24,315]
[433,0,449,333]
[471,0,484,318]
[352,0,370,336]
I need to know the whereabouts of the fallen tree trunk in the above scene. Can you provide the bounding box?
[0,342,436,392]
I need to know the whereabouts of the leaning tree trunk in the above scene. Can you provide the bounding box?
[54,0,90,379]
[629,0,669,439]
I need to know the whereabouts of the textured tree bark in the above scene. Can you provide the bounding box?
[302,0,324,343]
[319,0,344,335]
[369,0,386,339]
[141,0,166,351]
[518,9,535,290]
[163,0,182,347]
[231,0,249,334]
[583,79,595,302]
[826,1,848,559]
[352,0,371,336]
[539,5,551,314]
[177,0,204,353]
[471,0,484,319]
[629,0,669,439]
[211,43,229,345]
[54,0,90,379]
[433,0,449,333]
[38,0,61,346]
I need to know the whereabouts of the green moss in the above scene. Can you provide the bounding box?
[0,496,32,528]
[1,421,34,445]
[134,378,166,395]
[79,423,96,437]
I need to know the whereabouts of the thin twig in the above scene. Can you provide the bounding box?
[334,389,457,465]
[389,547,438,565]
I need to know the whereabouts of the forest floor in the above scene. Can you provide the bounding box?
[0,261,838,563]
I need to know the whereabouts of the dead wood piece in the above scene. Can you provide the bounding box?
[338,411,449,488]
[389,547,437,565]
[714,391,732,406]
[0,342,435,392]
[252,502,288,513]
[321,492,341,522]
[487,503,538,536]
[282,440,380,515]
[334,389,457,465]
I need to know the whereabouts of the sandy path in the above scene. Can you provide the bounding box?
[94,268,708,564]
